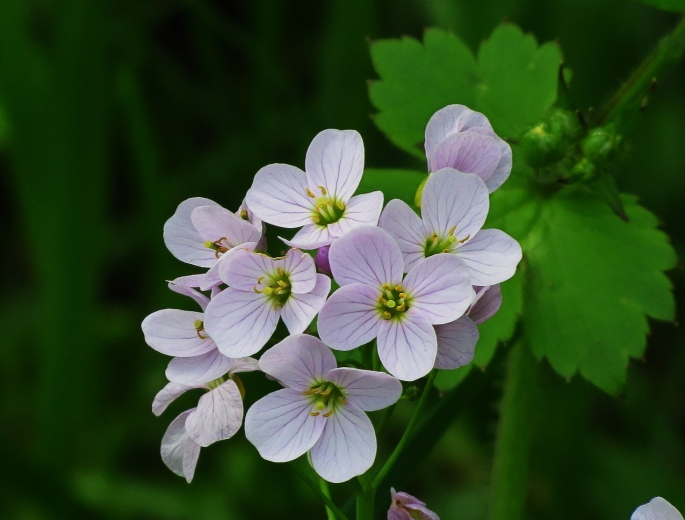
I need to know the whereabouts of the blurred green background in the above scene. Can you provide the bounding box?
[0,1,683,519]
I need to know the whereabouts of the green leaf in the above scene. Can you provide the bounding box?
[435,271,523,391]
[631,0,685,12]
[369,29,478,158]
[521,188,676,394]
[359,168,425,206]
[369,24,562,156]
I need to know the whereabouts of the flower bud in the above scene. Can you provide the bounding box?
[315,246,333,277]
[520,108,581,168]
[581,125,622,165]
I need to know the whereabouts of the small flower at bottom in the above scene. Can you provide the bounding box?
[153,357,259,482]
[388,488,439,520]
[244,334,402,483]
[631,497,683,520]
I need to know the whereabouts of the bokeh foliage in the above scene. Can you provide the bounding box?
[0,1,683,519]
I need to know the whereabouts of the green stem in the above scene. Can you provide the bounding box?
[594,15,685,126]
[292,461,349,520]
[487,341,539,520]
[371,370,437,490]
[355,482,374,520]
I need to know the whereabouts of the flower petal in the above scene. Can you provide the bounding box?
[458,229,522,286]
[152,382,199,416]
[305,129,364,201]
[259,334,338,390]
[310,402,376,483]
[163,197,220,267]
[379,199,427,272]
[427,132,502,183]
[161,410,201,483]
[468,285,502,325]
[227,357,260,375]
[199,241,258,291]
[142,309,216,357]
[220,249,275,290]
[245,388,325,462]
[328,191,384,237]
[281,224,335,249]
[485,139,512,192]
[317,283,382,351]
[403,255,474,325]
[203,288,279,357]
[424,104,494,158]
[377,308,437,381]
[166,350,233,385]
[185,380,243,447]
[434,316,478,370]
[421,168,489,241]
[281,273,331,334]
[632,497,684,520]
[168,277,209,311]
[245,163,314,227]
[282,248,317,294]
[191,204,261,248]
[326,368,402,411]
[329,226,403,287]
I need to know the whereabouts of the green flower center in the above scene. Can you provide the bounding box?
[303,380,347,417]
[306,186,346,226]
[377,283,410,321]
[424,226,469,257]
[254,267,291,307]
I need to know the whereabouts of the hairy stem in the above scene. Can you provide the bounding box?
[594,15,685,126]
[487,341,539,520]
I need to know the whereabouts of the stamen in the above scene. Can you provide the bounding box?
[336,201,345,211]
[459,234,470,244]
[253,287,263,293]
[310,411,320,416]
[306,187,316,198]
[323,410,334,418]
[448,225,457,236]
[394,285,404,292]
[382,311,392,320]
[239,209,249,220]
[257,276,264,284]
[399,292,406,298]
[277,280,289,289]
[396,304,406,311]
[276,267,285,276]
[318,185,327,195]
[312,214,321,224]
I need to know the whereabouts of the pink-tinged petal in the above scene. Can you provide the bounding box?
[282,249,317,294]
[166,350,233,385]
[200,242,259,291]
[152,382,199,416]
[245,388,325,462]
[485,139,512,193]
[245,163,314,227]
[377,309,437,381]
[427,132,502,183]
[227,357,260,375]
[204,288,279,357]
[191,205,261,248]
[281,224,335,249]
[379,199,427,272]
[632,497,684,520]
[168,277,209,311]
[434,316,478,370]
[318,284,382,351]
[161,410,201,483]
[326,368,402,411]
[219,249,274,290]
[458,229,522,286]
[425,104,494,157]
[305,129,364,201]
[329,226,403,287]
[328,191,384,237]
[468,285,502,325]
[142,309,216,357]
[421,168,489,241]
[281,274,331,334]
[310,402,376,483]
[185,380,243,447]
[259,334,337,390]
[163,197,221,268]
[238,199,263,233]
[315,246,333,276]
[389,489,440,520]
[403,255,474,325]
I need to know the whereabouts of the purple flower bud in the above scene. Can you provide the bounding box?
[315,245,333,277]
[388,488,439,520]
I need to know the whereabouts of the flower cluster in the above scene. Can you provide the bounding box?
[142,105,521,484]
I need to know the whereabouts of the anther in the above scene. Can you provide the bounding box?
[399,292,406,298]
[239,209,249,220]
[318,185,327,195]
[312,214,321,224]
[277,280,289,289]
[323,410,334,418]
[257,276,264,284]
[382,311,392,320]
[459,235,470,243]
[306,188,316,198]
[253,287,263,294]
[396,304,406,312]
[448,226,457,236]
[336,201,345,210]
[276,267,285,276]
[310,411,321,416]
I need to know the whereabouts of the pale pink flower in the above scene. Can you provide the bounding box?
[632,498,683,520]
[244,334,402,483]
[245,129,383,248]
[388,488,439,520]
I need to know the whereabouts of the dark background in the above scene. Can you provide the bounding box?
[0,1,683,518]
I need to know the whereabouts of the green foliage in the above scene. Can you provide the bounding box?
[369,25,562,158]
[359,168,426,206]
[631,0,685,12]
[370,23,677,394]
